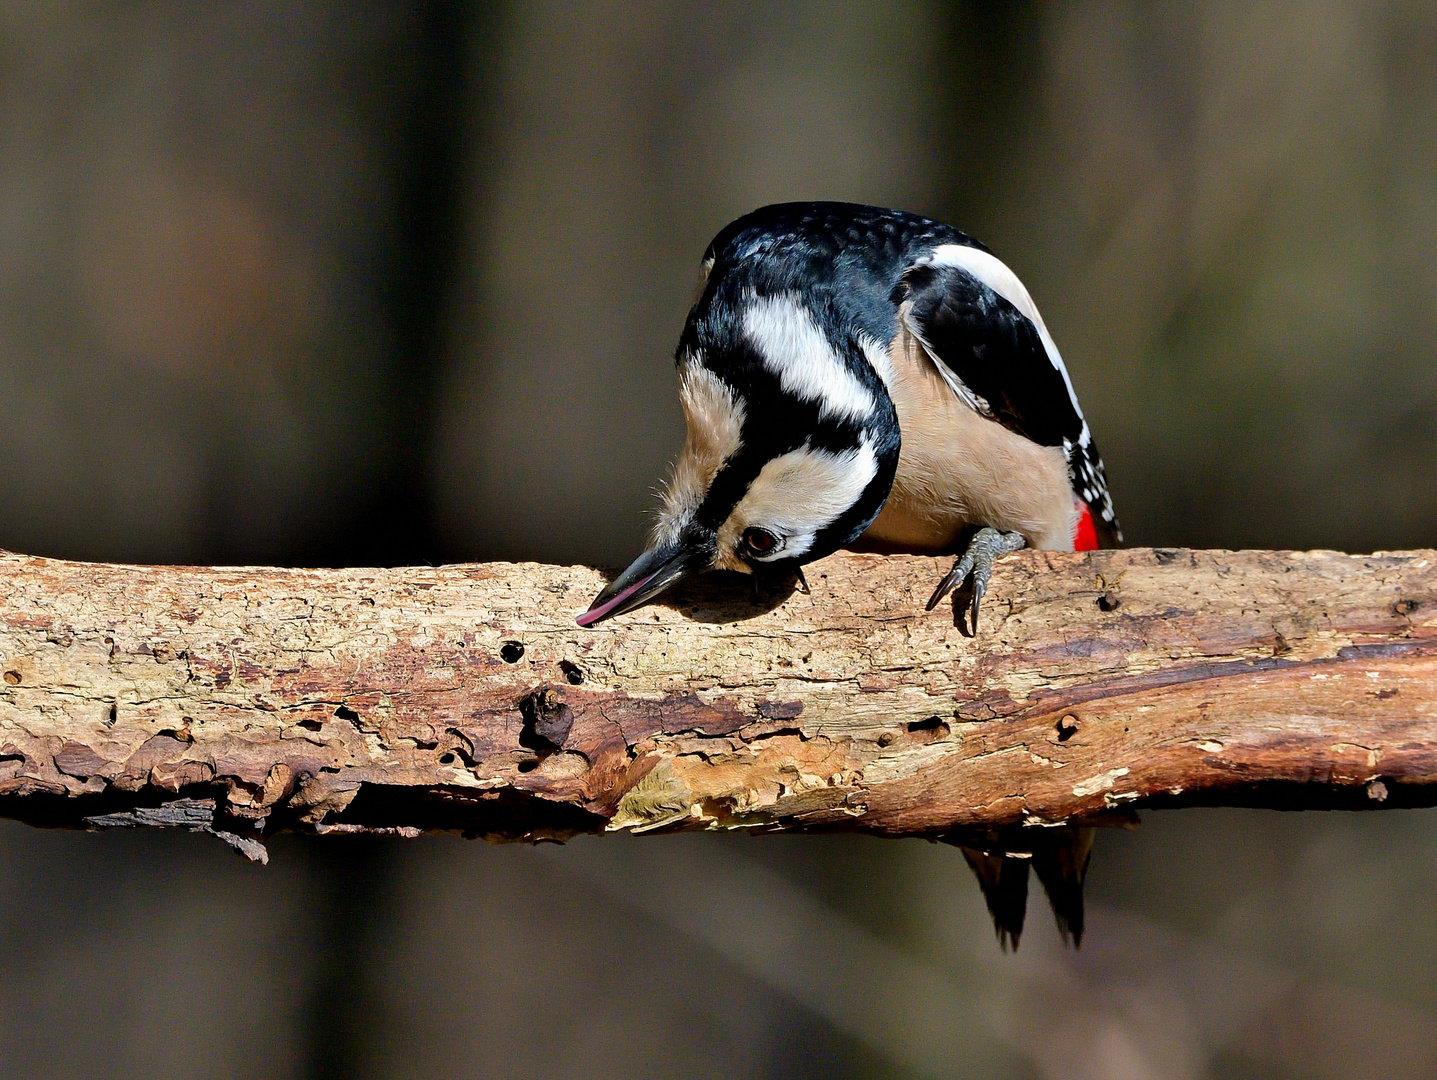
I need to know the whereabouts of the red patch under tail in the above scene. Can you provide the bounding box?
[1073,502,1099,552]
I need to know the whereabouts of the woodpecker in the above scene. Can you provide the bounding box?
[578,202,1120,948]
[578,201,1120,631]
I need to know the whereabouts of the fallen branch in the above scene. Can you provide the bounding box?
[0,548,1433,862]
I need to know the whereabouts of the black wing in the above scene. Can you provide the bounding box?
[896,249,1121,545]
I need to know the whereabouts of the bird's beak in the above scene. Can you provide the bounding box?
[577,534,712,627]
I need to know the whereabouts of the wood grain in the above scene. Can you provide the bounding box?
[0,547,1433,857]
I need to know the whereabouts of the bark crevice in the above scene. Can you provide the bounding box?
[0,547,1433,860]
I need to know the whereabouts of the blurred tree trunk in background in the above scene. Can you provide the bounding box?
[0,1,478,569]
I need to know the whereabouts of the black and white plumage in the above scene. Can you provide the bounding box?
[896,247,1118,535]
[579,202,1120,947]
[579,201,1120,630]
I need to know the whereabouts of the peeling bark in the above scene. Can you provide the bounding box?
[0,547,1434,859]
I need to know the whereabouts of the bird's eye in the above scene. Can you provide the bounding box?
[741,528,780,556]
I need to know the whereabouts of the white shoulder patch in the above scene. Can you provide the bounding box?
[928,243,1085,421]
[742,292,875,424]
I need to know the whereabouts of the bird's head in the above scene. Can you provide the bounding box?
[579,287,900,626]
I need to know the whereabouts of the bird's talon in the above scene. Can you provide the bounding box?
[929,528,1025,629]
[925,570,958,611]
[925,554,972,610]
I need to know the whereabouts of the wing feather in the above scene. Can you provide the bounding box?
[897,246,1122,544]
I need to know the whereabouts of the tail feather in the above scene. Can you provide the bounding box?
[950,825,1097,950]
[1031,826,1096,947]
[958,846,1029,951]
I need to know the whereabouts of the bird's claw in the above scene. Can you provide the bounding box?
[925,527,1026,630]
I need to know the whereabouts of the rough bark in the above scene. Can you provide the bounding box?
[0,547,1433,860]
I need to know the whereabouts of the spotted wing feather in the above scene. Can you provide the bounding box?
[897,254,1121,546]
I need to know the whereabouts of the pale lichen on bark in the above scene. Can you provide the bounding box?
[0,547,1434,859]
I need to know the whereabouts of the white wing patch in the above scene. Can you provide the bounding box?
[928,243,1086,423]
[716,435,878,566]
[742,292,875,424]
[653,354,744,547]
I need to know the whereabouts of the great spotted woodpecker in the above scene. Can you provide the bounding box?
[579,202,1121,949]
[579,201,1120,631]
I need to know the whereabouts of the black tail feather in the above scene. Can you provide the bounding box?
[958,846,1030,951]
[950,825,1097,950]
[1031,826,1096,947]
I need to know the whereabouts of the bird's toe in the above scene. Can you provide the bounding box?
[927,527,1026,630]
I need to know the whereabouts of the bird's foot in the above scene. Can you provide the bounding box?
[925,527,1026,631]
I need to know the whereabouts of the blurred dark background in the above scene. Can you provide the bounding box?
[1,3,1435,1077]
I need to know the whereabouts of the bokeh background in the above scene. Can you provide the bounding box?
[1,2,1434,1077]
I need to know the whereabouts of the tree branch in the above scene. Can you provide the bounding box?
[1,548,1433,860]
